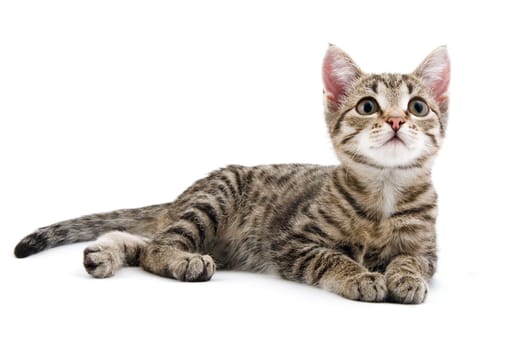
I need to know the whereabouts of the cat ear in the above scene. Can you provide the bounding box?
[414,46,450,106]
[323,45,363,111]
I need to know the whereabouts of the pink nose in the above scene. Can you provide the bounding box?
[386,117,405,132]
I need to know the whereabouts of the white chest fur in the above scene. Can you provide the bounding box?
[380,180,399,217]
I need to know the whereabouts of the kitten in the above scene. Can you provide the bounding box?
[14,45,450,304]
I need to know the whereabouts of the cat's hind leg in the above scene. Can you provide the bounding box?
[140,198,221,282]
[83,231,150,278]
[140,202,219,282]
[140,167,244,282]
[141,242,216,282]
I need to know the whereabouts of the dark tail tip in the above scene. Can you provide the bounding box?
[14,233,48,258]
[14,241,37,258]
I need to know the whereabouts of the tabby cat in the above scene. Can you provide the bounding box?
[14,45,450,304]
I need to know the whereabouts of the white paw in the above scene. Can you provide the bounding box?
[83,246,121,278]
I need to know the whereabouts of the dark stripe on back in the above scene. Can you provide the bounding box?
[277,170,298,187]
[217,174,237,200]
[180,211,207,247]
[215,184,232,201]
[213,194,228,216]
[232,168,243,195]
[193,202,219,233]
[166,226,197,249]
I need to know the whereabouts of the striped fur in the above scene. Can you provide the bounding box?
[14,45,450,304]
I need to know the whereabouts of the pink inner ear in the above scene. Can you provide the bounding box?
[417,47,450,105]
[432,62,450,105]
[323,55,346,103]
[322,46,361,107]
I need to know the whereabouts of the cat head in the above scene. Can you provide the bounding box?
[323,45,450,169]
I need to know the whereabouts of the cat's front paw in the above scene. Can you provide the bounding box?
[387,273,427,304]
[343,272,387,302]
[169,254,216,282]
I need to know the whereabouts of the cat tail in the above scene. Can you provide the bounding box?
[14,202,171,258]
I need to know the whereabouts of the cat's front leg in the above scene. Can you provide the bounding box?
[278,245,387,302]
[385,255,434,304]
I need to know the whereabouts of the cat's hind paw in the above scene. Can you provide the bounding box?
[83,246,121,278]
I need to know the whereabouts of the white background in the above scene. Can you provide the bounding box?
[1,1,524,349]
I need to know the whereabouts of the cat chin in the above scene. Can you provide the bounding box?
[363,145,424,168]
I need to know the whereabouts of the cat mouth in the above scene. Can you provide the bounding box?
[382,135,406,147]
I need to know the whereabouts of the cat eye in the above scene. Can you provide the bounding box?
[408,98,429,117]
[356,98,379,115]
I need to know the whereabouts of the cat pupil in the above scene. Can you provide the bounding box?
[414,102,422,113]
[364,102,373,113]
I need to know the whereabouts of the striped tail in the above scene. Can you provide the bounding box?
[14,202,171,258]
